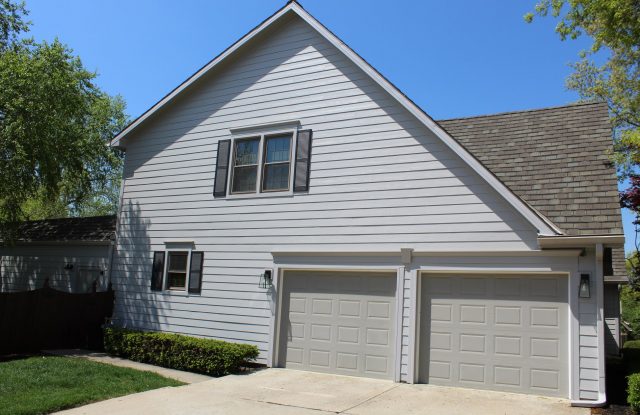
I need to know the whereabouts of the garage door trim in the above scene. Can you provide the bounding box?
[414,270,573,398]
[271,267,404,381]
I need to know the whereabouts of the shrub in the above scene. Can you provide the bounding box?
[625,341,640,409]
[629,373,640,411]
[103,327,259,377]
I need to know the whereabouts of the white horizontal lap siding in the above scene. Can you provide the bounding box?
[113,15,539,363]
[0,244,110,293]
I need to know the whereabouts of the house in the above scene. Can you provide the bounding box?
[108,1,625,406]
[0,215,116,293]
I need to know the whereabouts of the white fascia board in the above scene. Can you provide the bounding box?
[110,1,559,235]
[538,234,625,248]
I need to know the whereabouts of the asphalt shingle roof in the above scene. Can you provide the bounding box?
[14,215,116,243]
[438,102,626,282]
[438,102,622,236]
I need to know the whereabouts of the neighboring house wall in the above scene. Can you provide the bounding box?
[0,244,111,293]
[112,14,539,358]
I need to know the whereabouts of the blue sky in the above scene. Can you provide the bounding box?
[23,0,635,252]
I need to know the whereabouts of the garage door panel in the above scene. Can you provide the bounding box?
[279,271,396,379]
[420,274,569,397]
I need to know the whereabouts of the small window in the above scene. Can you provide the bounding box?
[166,251,188,290]
[229,132,293,195]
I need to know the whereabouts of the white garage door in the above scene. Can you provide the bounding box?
[419,274,569,397]
[278,271,396,379]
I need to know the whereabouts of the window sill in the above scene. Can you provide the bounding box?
[224,191,295,200]
[154,290,199,297]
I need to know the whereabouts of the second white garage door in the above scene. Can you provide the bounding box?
[419,273,569,397]
[278,271,397,379]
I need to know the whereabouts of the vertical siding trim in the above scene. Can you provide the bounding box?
[595,244,607,402]
[569,268,580,401]
[394,266,404,382]
[267,265,282,368]
[407,268,419,384]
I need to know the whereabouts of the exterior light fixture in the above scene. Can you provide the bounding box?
[579,273,591,298]
[259,269,273,289]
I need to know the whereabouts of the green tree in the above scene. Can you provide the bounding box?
[525,0,640,176]
[0,0,28,51]
[0,1,127,239]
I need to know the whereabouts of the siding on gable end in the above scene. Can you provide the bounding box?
[111,15,541,361]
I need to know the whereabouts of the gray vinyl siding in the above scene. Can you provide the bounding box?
[0,244,111,293]
[112,14,539,361]
[111,13,601,399]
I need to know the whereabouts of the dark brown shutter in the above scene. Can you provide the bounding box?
[294,129,312,192]
[214,139,231,197]
[151,251,165,291]
[604,247,613,276]
[188,251,204,294]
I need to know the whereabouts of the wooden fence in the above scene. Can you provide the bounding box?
[0,279,114,355]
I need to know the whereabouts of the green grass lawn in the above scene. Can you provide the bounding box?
[0,356,184,415]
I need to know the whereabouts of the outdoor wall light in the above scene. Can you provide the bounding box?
[579,273,591,298]
[259,269,273,289]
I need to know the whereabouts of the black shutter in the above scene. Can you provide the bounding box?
[188,251,204,294]
[294,129,312,192]
[151,251,165,291]
[604,247,613,276]
[214,139,231,197]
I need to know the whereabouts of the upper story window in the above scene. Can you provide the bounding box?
[213,128,312,198]
[228,132,294,196]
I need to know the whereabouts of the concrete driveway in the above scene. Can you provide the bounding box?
[58,369,588,415]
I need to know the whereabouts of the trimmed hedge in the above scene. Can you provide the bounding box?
[629,373,640,411]
[103,327,259,377]
[625,340,640,410]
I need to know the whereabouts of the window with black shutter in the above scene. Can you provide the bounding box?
[150,251,165,291]
[221,128,312,197]
[149,250,204,294]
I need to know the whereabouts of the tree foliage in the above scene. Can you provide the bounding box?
[526,0,640,175]
[527,1,640,280]
[0,0,28,51]
[0,1,127,240]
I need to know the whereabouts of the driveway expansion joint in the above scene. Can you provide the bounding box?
[337,384,401,414]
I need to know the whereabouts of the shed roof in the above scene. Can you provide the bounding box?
[13,215,116,243]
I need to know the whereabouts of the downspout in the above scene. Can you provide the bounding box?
[571,243,607,407]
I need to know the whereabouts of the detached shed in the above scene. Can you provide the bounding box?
[0,215,116,293]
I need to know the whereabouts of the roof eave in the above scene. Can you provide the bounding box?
[538,234,625,248]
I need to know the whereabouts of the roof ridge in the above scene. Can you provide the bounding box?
[437,101,606,122]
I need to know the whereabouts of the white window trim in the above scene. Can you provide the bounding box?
[226,128,298,199]
[162,246,193,292]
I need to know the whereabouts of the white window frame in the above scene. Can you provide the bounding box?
[162,244,193,292]
[227,128,298,199]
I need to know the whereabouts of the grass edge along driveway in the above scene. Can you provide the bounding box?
[0,355,184,415]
